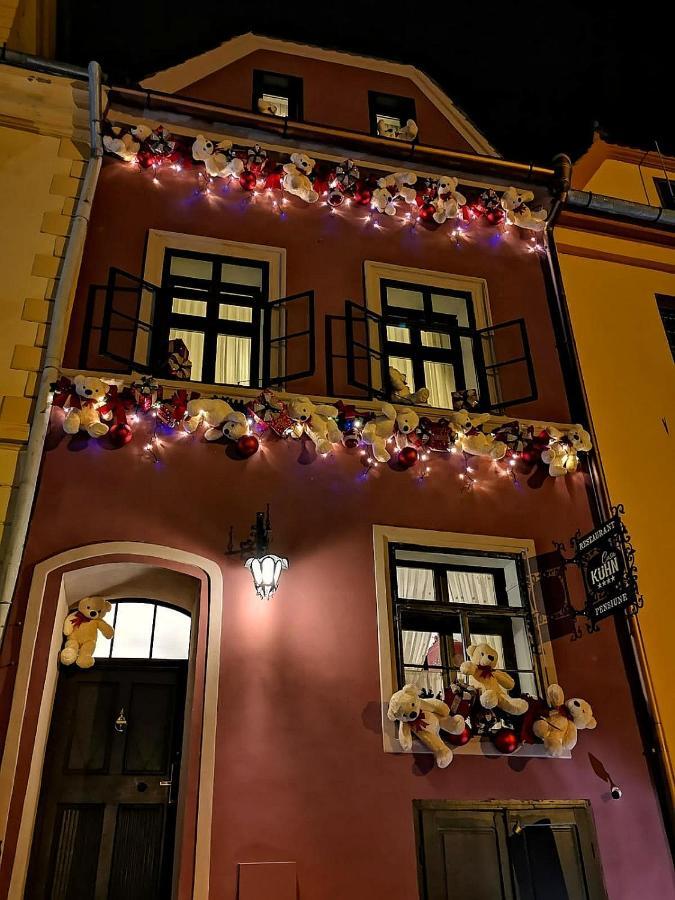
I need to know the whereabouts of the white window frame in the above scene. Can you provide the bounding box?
[373,525,561,758]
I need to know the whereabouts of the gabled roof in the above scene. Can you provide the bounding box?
[140,32,499,158]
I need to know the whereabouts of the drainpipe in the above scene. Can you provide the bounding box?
[0,61,103,645]
[544,162,675,857]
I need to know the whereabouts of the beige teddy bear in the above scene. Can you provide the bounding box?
[184,399,248,442]
[191,135,244,179]
[389,366,429,405]
[433,175,467,224]
[500,187,548,231]
[387,683,465,768]
[286,396,341,455]
[532,684,597,757]
[460,642,529,716]
[372,172,417,215]
[62,375,112,438]
[453,412,507,460]
[60,596,114,669]
[542,425,592,476]
[362,404,420,462]
[282,153,319,203]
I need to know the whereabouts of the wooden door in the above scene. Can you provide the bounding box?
[26,660,187,900]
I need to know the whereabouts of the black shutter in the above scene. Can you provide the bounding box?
[474,318,537,411]
[261,290,315,387]
[416,804,514,900]
[345,301,387,399]
[100,268,160,373]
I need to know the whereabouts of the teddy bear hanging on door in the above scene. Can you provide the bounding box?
[60,596,114,669]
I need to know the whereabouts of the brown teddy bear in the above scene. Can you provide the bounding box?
[62,375,112,438]
[460,642,529,716]
[532,684,597,757]
[60,596,114,668]
[387,683,465,768]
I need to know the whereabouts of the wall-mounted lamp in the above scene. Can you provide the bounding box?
[227,506,288,600]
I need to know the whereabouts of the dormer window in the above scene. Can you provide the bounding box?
[369,91,417,139]
[253,70,303,120]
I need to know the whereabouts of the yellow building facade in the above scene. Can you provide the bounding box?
[556,138,675,806]
[0,57,91,632]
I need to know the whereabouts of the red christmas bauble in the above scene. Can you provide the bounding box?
[398,446,418,468]
[493,728,519,754]
[239,171,257,191]
[236,434,259,458]
[448,726,472,746]
[418,202,436,222]
[109,422,132,448]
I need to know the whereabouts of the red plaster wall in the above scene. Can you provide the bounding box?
[179,49,478,152]
[0,435,673,899]
[64,158,569,424]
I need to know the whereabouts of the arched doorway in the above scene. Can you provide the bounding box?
[25,599,193,899]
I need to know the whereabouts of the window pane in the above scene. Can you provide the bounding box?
[423,360,455,408]
[220,263,263,288]
[260,93,288,117]
[111,603,154,658]
[170,256,213,281]
[421,330,451,349]
[389,356,415,392]
[402,629,439,667]
[460,335,479,392]
[386,287,424,311]
[172,297,207,317]
[468,615,537,697]
[152,606,191,659]
[431,292,470,327]
[386,325,411,343]
[215,334,251,385]
[93,602,115,658]
[404,667,444,697]
[169,328,204,382]
[377,113,402,130]
[219,303,253,323]
[397,566,436,600]
[447,571,497,606]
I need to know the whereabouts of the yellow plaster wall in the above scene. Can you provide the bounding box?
[557,230,675,795]
[582,158,669,207]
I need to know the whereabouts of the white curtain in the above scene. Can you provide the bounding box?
[216,335,251,386]
[447,571,497,606]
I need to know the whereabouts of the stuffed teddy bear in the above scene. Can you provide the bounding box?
[62,375,112,438]
[286,396,341,455]
[184,399,248,441]
[532,683,597,757]
[282,153,319,203]
[377,119,418,142]
[60,596,114,669]
[103,128,140,162]
[453,412,507,460]
[433,176,467,224]
[192,135,244,179]
[389,366,429,405]
[542,425,592,476]
[372,172,417,215]
[257,98,280,115]
[387,683,465,768]
[362,404,420,461]
[500,187,548,231]
[460,642,529,716]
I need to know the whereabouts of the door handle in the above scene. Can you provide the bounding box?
[160,762,175,805]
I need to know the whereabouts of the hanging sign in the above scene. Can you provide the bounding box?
[571,508,641,622]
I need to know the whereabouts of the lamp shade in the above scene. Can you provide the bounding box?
[245,554,288,600]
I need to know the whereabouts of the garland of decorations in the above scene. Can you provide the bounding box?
[102,123,549,236]
[50,374,591,485]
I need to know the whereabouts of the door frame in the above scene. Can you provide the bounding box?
[0,543,224,900]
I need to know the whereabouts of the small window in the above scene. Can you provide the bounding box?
[656,295,675,361]
[253,70,303,120]
[415,801,607,900]
[369,91,416,136]
[93,601,191,660]
[654,177,675,210]
[391,545,541,699]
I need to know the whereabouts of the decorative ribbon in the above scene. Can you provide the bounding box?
[99,385,135,426]
[69,610,92,628]
[475,664,494,680]
[451,389,479,411]
[409,712,429,734]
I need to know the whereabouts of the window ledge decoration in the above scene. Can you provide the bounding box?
[50,377,592,486]
[101,123,549,234]
[387,677,595,762]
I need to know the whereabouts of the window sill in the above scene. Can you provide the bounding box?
[386,737,570,759]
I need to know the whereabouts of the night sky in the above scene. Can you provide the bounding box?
[57,2,674,166]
